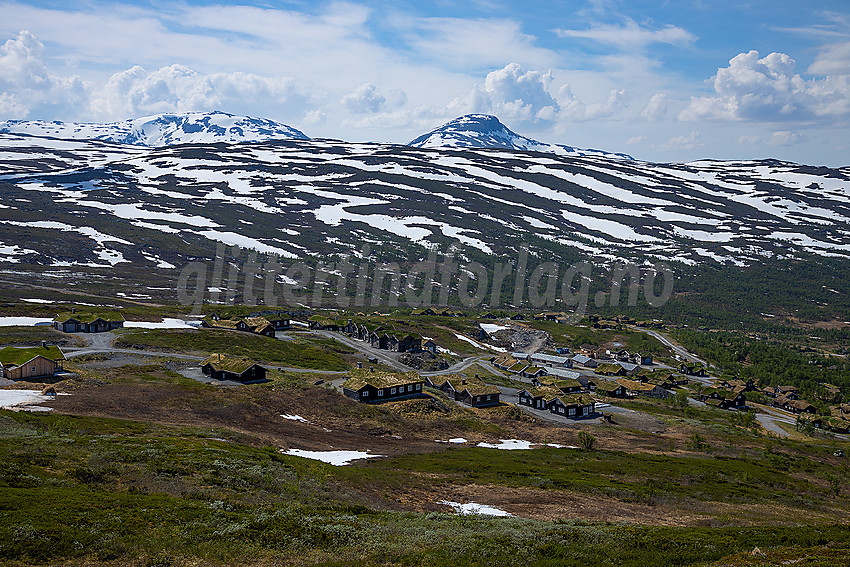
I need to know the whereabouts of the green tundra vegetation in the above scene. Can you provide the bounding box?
[1,409,849,567]
[114,328,350,371]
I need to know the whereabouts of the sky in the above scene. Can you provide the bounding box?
[1,0,849,165]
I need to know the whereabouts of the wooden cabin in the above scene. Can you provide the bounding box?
[342,370,424,403]
[53,311,124,333]
[0,345,65,380]
[201,354,267,383]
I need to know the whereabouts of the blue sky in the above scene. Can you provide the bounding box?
[1,0,849,164]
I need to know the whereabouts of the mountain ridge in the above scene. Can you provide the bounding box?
[0,111,309,147]
[408,114,633,160]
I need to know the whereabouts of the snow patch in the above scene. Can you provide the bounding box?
[281,448,383,466]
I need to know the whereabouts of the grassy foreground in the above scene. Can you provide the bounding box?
[1,410,849,567]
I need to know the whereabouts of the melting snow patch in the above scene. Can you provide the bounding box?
[439,501,512,517]
[21,299,53,304]
[0,317,54,326]
[281,414,310,424]
[124,318,197,329]
[476,439,535,450]
[436,438,468,444]
[479,324,509,334]
[0,390,57,412]
[282,449,383,466]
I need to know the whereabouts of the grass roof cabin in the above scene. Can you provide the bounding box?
[54,310,124,333]
[342,369,424,403]
[201,353,267,383]
[0,345,65,380]
[433,374,501,408]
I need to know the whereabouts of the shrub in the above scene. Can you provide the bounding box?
[578,431,596,451]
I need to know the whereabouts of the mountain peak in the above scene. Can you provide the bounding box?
[409,114,632,159]
[0,111,309,147]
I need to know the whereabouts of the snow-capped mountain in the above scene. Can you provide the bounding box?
[1,129,848,285]
[0,111,308,147]
[409,114,632,159]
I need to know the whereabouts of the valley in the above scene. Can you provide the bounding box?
[1,112,849,566]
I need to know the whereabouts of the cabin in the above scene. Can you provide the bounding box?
[517,386,595,419]
[521,366,547,379]
[571,354,598,368]
[616,378,670,398]
[700,387,747,410]
[201,354,267,383]
[633,353,653,365]
[342,370,424,403]
[492,356,518,370]
[307,316,341,332]
[414,308,437,316]
[548,394,596,419]
[0,345,65,380]
[509,313,525,320]
[517,385,564,411]
[237,317,276,337]
[543,367,583,382]
[679,363,707,377]
[267,317,290,330]
[422,339,438,353]
[553,378,583,394]
[392,334,422,353]
[773,395,815,414]
[530,353,571,368]
[596,363,626,377]
[53,311,124,333]
[594,380,628,398]
[616,362,640,376]
[433,374,501,408]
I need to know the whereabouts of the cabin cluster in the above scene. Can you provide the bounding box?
[202,314,290,337]
[53,310,124,333]
[0,344,65,380]
[516,384,596,419]
[341,321,432,353]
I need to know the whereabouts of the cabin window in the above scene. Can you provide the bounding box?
[486,395,491,401]
[582,407,588,415]
[568,408,576,416]
[391,387,396,395]
[416,384,421,391]
[31,366,36,373]
[377,389,384,397]
[362,391,369,397]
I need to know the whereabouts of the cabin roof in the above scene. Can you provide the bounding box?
[0,345,65,366]
[54,311,124,324]
[344,369,421,390]
[201,353,260,374]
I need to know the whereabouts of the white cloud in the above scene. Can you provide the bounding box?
[736,130,805,147]
[809,41,850,75]
[396,17,557,70]
[626,135,647,144]
[641,93,670,120]
[448,63,560,124]
[555,19,696,50]
[680,50,850,122]
[92,64,219,118]
[667,131,702,149]
[88,64,313,121]
[0,30,87,118]
[341,84,386,114]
